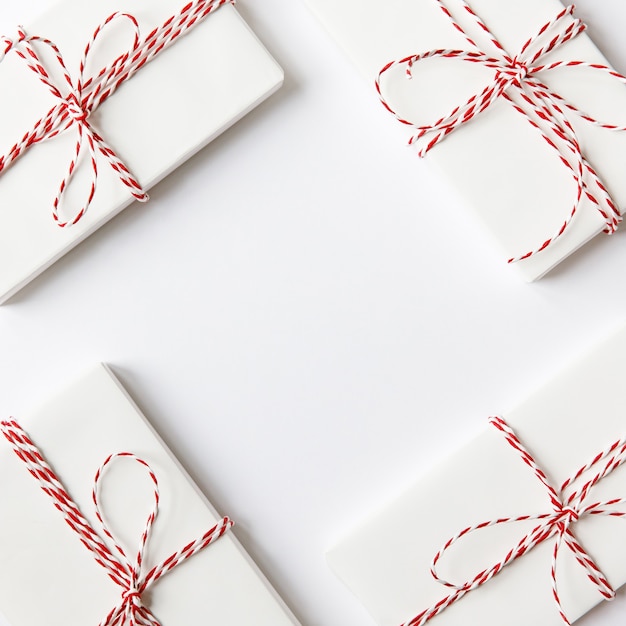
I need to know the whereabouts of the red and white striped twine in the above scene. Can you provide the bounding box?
[376,1,626,263]
[0,0,232,227]
[0,419,234,626]
[401,416,626,626]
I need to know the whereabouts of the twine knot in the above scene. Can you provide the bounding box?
[121,583,145,624]
[64,93,89,124]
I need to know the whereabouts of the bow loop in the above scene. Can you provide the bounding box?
[76,12,141,107]
[89,453,163,626]
[557,505,580,525]
[378,49,512,156]
[429,508,565,595]
[92,453,160,580]
[502,59,529,87]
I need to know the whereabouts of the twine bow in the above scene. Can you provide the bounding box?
[376,1,626,263]
[403,416,626,626]
[1,419,234,626]
[0,0,232,227]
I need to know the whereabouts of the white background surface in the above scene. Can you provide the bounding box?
[0,1,626,625]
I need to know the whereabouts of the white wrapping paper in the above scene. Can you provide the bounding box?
[0,365,299,626]
[304,0,626,280]
[0,0,283,303]
[327,327,626,625]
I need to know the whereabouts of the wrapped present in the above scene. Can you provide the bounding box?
[0,364,299,625]
[304,0,626,280]
[0,0,283,303]
[327,327,626,625]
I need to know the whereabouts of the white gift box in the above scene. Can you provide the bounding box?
[304,0,626,281]
[0,0,283,303]
[327,327,626,625]
[0,364,300,626]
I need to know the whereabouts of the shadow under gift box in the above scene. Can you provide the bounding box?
[0,0,283,304]
[327,326,626,625]
[304,0,626,281]
[0,365,300,626]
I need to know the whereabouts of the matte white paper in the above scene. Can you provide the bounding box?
[0,0,283,303]
[0,365,299,626]
[304,0,626,280]
[327,327,626,625]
